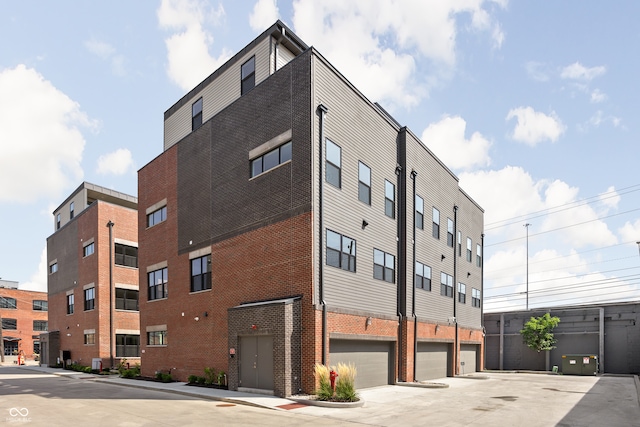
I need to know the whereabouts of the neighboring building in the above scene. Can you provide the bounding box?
[0,280,48,361]
[485,302,640,375]
[45,182,139,369]
[139,21,484,396]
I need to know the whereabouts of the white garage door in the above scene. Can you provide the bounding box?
[329,339,393,389]
[460,344,479,374]
[416,342,451,380]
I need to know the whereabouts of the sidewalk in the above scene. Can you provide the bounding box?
[15,364,297,411]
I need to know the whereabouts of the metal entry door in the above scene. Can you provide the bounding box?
[239,335,274,391]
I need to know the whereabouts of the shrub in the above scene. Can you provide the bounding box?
[204,367,217,385]
[196,376,206,385]
[161,373,172,383]
[217,371,226,386]
[313,363,333,401]
[334,362,358,402]
[121,369,136,379]
[83,366,93,374]
[155,371,163,380]
[187,374,198,384]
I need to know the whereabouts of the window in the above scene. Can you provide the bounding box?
[148,267,168,301]
[67,293,74,314]
[0,297,17,309]
[2,318,17,330]
[326,139,341,188]
[241,56,255,95]
[33,300,48,311]
[192,97,203,131]
[458,283,466,304]
[447,218,454,247]
[148,330,167,346]
[33,320,48,331]
[472,288,481,308]
[416,195,424,229]
[115,243,138,268]
[84,287,95,311]
[457,231,462,256]
[358,162,371,205]
[385,180,395,219]
[83,242,95,257]
[251,141,292,177]
[432,207,440,239]
[326,230,356,272]
[70,201,74,219]
[191,255,212,292]
[440,272,453,298]
[476,244,482,267]
[415,262,431,291]
[49,263,58,274]
[116,288,139,311]
[56,213,61,230]
[116,334,140,357]
[4,341,18,356]
[84,333,95,345]
[33,341,40,354]
[373,249,395,283]
[147,206,167,227]
[467,237,472,262]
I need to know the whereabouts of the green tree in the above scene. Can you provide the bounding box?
[520,313,560,352]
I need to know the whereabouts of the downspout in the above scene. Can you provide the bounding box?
[481,233,485,371]
[317,104,328,365]
[396,129,407,383]
[453,205,458,376]
[106,220,115,369]
[410,170,418,381]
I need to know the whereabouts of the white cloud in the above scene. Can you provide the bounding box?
[0,65,93,203]
[250,0,279,32]
[618,219,640,244]
[84,38,126,77]
[158,0,231,91]
[524,61,550,82]
[291,0,506,110]
[506,106,566,146]
[590,89,606,103]
[420,116,491,171]
[96,148,134,176]
[19,246,47,292]
[560,61,606,81]
[578,110,623,131]
[598,186,619,212]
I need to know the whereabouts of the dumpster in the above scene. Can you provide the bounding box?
[561,354,598,375]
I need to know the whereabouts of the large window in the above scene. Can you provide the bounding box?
[241,56,255,95]
[458,283,466,304]
[251,141,292,177]
[33,300,48,311]
[447,218,454,247]
[84,287,95,311]
[148,330,167,346]
[472,288,481,308]
[33,320,48,331]
[191,255,212,292]
[192,97,203,131]
[147,206,167,227]
[432,207,440,239]
[440,272,453,298]
[2,318,17,330]
[116,334,140,357]
[416,195,424,229]
[83,242,95,257]
[67,294,74,314]
[476,244,482,267]
[148,267,168,301]
[467,237,472,262]
[373,249,395,283]
[116,288,139,311]
[326,230,356,272]
[415,261,431,291]
[385,180,395,219]
[115,243,138,268]
[0,297,17,309]
[358,161,371,205]
[326,139,341,188]
[84,333,95,345]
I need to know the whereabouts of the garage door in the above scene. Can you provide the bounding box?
[460,344,478,374]
[329,339,393,389]
[416,342,450,380]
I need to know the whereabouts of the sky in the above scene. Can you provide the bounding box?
[1,1,640,312]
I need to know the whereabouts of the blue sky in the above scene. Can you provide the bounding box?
[1,1,639,311]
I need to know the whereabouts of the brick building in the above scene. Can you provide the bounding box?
[139,21,485,396]
[0,280,48,361]
[44,182,139,369]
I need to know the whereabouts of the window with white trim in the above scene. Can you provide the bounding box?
[415,262,431,291]
[374,249,395,283]
[472,288,481,308]
[385,180,395,219]
[432,207,440,239]
[440,272,453,298]
[326,230,356,272]
[416,195,424,229]
[326,139,341,188]
[358,161,371,205]
[458,282,466,304]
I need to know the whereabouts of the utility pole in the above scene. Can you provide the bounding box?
[524,223,531,311]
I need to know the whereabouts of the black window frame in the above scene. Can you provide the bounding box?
[416,195,424,229]
[373,249,395,283]
[192,97,203,131]
[0,297,17,309]
[116,334,140,357]
[241,56,255,95]
[440,272,453,298]
[83,242,95,257]
[458,282,466,304]
[326,139,341,188]
[447,218,454,247]
[67,293,74,314]
[251,141,292,177]
[432,207,440,239]
[147,330,167,346]
[147,206,167,227]
[148,267,168,301]
[33,300,48,311]
[472,288,481,308]
[2,318,17,330]
[70,201,74,219]
[115,288,139,311]
[191,255,212,292]
[358,161,371,205]
[115,243,138,268]
[49,263,58,274]
[326,229,356,272]
[415,261,431,291]
[56,213,61,230]
[33,320,48,332]
[385,180,395,219]
[84,333,95,345]
[84,287,95,311]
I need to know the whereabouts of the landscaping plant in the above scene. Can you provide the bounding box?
[334,362,358,402]
[313,363,333,400]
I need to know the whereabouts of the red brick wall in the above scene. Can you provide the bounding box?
[0,288,48,360]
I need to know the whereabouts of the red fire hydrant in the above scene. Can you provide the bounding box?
[329,369,338,393]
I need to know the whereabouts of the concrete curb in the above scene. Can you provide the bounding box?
[288,396,365,408]
[396,381,449,389]
[634,375,640,407]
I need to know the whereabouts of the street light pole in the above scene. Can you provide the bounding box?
[524,223,531,311]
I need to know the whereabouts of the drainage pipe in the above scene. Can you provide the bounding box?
[410,170,418,381]
[317,104,328,365]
